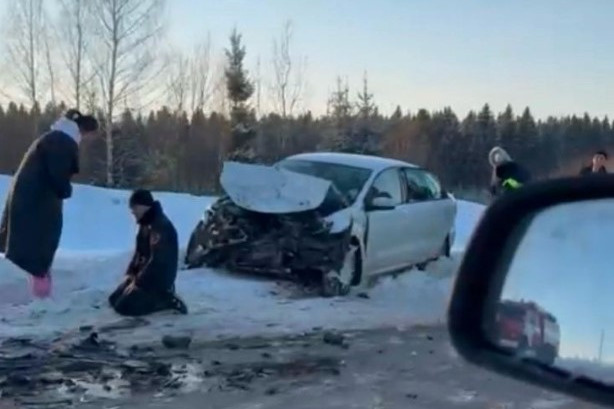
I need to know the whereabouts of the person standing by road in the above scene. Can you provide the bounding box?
[0,109,98,299]
[579,150,608,176]
[488,146,531,199]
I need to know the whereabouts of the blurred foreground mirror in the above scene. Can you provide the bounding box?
[449,176,614,407]
[492,198,614,379]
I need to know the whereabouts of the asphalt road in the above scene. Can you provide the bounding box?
[70,326,604,409]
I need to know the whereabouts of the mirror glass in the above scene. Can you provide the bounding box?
[488,198,614,385]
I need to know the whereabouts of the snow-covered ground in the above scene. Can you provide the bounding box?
[0,175,484,344]
[557,358,614,385]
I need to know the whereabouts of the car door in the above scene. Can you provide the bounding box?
[400,168,454,263]
[397,168,435,264]
[419,170,456,256]
[363,167,408,274]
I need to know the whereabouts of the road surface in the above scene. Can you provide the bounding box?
[62,326,603,409]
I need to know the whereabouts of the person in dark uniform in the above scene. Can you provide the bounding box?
[0,109,98,298]
[488,146,531,199]
[109,189,188,316]
[579,150,608,176]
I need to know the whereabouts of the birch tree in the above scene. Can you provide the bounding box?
[88,0,166,186]
[4,0,45,107]
[270,20,306,118]
[166,35,213,115]
[57,0,91,109]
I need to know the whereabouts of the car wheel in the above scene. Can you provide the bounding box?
[321,245,359,297]
[350,245,363,286]
[442,235,452,258]
[538,345,556,365]
[321,273,350,297]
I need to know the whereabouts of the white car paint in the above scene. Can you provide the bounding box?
[280,152,458,285]
[220,161,332,214]
[211,153,457,287]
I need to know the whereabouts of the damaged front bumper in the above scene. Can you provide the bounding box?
[185,162,355,290]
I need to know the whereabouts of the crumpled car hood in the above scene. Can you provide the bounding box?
[220,161,338,214]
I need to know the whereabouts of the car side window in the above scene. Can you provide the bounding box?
[422,171,443,199]
[367,168,403,206]
[402,169,437,201]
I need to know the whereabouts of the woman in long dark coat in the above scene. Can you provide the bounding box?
[0,109,98,298]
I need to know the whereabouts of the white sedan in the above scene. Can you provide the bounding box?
[276,152,457,295]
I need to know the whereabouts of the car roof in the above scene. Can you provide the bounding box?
[284,152,418,172]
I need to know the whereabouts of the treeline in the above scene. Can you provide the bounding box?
[1,3,609,196]
[0,100,611,195]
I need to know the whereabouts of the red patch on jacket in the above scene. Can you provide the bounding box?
[149,231,161,246]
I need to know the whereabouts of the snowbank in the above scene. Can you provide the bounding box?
[453,200,484,253]
[0,175,212,256]
[0,174,484,344]
[557,358,614,385]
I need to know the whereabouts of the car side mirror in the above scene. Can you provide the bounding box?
[365,196,396,211]
[448,174,614,408]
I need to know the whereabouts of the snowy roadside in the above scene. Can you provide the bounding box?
[0,253,460,346]
[0,175,484,346]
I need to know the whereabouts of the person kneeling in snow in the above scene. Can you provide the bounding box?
[0,109,98,298]
[109,189,188,316]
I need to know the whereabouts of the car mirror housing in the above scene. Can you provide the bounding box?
[365,196,396,211]
[448,174,614,408]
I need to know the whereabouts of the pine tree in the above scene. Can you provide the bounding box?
[225,29,256,161]
[472,104,496,184]
[323,77,353,152]
[391,106,403,121]
[353,72,379,154]
[356,72,376,119]
[516,107,539,171]
[496,104,516,151]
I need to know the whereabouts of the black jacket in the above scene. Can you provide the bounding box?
[126,201,179,293]
[490,161,531,197]
[0,128,79,276]
[579,166,607,176]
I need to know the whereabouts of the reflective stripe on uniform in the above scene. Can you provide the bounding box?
[502,178,522,189]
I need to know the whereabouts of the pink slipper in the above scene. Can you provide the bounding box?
[30,273,52,298]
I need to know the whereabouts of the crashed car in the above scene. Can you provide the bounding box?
[185,152,457,297]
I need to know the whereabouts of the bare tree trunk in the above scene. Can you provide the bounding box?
[4,0,45,109]
[189,36,212,113]
[44,32,56,105]
[166,38,213,116]
[270,20,307,151]
[58,0,91,110]
[255,55,261,117]
[271,20,306,119]
[104,26,118,187]
[26,0,38,105]
[88,0,165,187]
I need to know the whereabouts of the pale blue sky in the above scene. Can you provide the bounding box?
[163,0,614,118]
[2,0,614,117]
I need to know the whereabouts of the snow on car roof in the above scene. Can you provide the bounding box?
[284,152,418,172]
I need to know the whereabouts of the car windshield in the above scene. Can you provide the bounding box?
[278,159,372,204]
